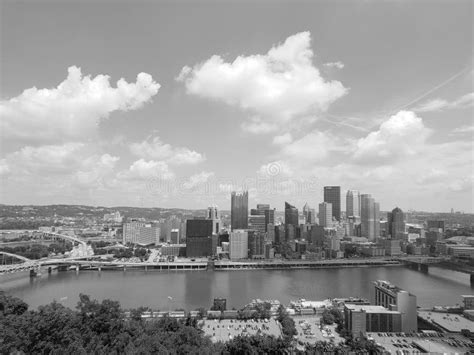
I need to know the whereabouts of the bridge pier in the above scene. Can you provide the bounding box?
[98,265,101,272]
[75,265,79,274]
[420,264,429,273]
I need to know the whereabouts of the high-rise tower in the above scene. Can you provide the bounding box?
[231,191,248,230]
[324,186,341,221]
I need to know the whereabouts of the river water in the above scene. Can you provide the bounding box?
[1,266,472,310]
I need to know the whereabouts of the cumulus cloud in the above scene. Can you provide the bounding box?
[0,159,10,176]
[7,143,86,175]
[451,125,474,134]
[183,171,215,189]
[119,159,174,181]
[324,61,345,69]
[414,92,473,112]
[353,110,431,164]
[177,32,347,133]
[273,133,293,145]
[0,66,160,143]
[416,168,448,185]
[130,136,205,165]
[258,160,294,178]
[1,143,120,191]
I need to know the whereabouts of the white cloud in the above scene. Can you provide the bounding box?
[414,92,474,112]
[177,32,347,133]
[119,159,174,181]
[7,143,86,175]
[130,136,205,165]
[281,130,345,163]
[416,168,448,184]
[0,66,160,143]
[258,160,294,178]
[449,176,474,192]
[0,160,10,176]
[451,125,474,134]
[353,110,431,164]
[183,171,215,189]
[324,61,344,69]
[272,133,293,145]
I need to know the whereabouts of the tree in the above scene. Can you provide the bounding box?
[0,291,28,316]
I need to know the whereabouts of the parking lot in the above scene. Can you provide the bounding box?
[200,318,282,343]
[293,315,345,346]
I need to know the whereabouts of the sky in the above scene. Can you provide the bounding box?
[0,0,473,212]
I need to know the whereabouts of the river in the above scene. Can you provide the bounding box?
[1,265,472,310]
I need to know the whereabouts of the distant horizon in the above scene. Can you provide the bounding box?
[1,203,472,216]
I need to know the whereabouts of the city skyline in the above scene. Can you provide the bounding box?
[1,0,473,213]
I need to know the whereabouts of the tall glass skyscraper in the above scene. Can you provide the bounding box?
[284,202,299,227]
[361,194,380,241]
[324,186,341,221]
[231,191,248,230]
[388,207,405,239]
[346,190,360,217]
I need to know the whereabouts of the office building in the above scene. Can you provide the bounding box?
[361,194,380,241]
[275,225,285,245]
[207,206,221,234]
[123,220,160,245]
[324,186,341,221]
[248,214,266,233]
[427,220,445,233]
[387,207,405,239]
[318,202,333,227]
[344,304,402,336]
[302,203,313,224]
[346,190,360,217]
[230,230,248,259]
[372,280,417,333]
[104,211,123,223]
[170,229,179,244]
[231,191,248,230]
[248,231,265,259]
[284,202,299,227]
[186,218,214,257]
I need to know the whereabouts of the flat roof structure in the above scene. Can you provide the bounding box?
[418,311,474,333]
[368,332,472,354]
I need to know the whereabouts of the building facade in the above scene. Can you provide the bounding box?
[324,186,341,221]
[284,202,299,227]
[230,230,248,259]
[318,202,333,227]
[346,190,360,218]
[231,191,248,230]
[388,207,405,239]
[185,218,214,257]
[372,280,417,333]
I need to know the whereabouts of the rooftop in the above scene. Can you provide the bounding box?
[368,332,472,354]
[345,304,400,314]
[418,311,474,333]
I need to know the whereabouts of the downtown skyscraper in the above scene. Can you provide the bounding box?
[284,202,299,227]
[324,186,341,221]
[346,190,361,217]
[360,194,380,241]
[318,202,333,227]
[231,191,248,230]
[387,207,405,239]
